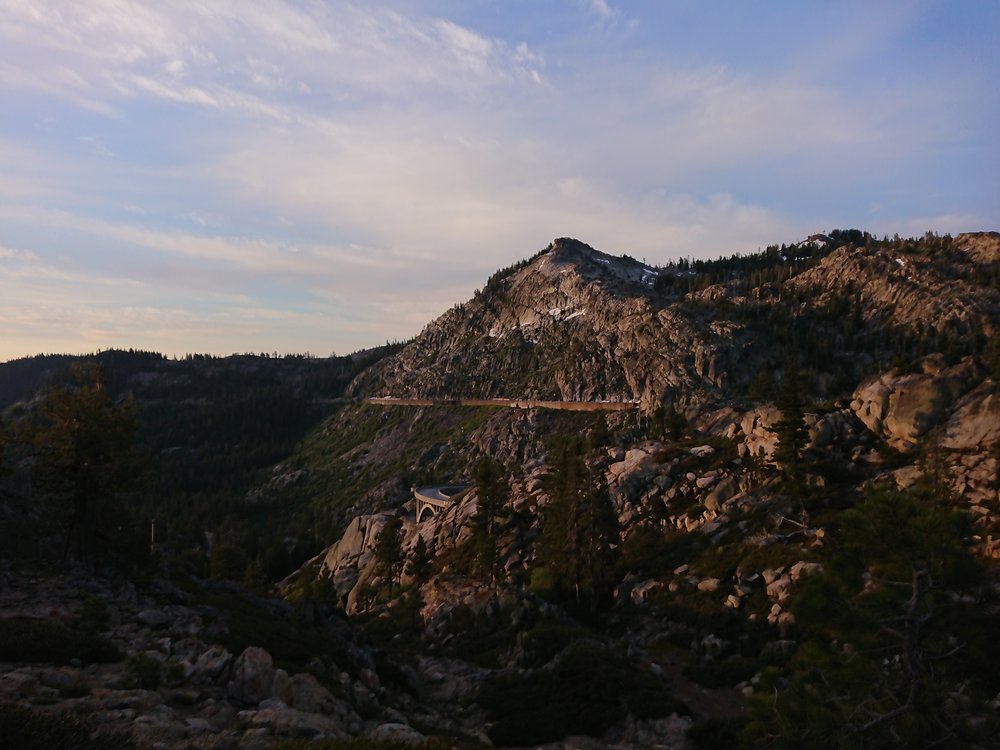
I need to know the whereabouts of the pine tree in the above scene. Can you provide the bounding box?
[772,361,808,491]
[746,487,997,747]
[374,517,404,596]
[575,472,620,612]
[985,332,1000,382]
[406,534,432,582]
[470,457,506,582]
[536,438,620,611]
[665,400,688,441]
[650,404,666,441]
[0,415,9,481]
[22,362,145,569]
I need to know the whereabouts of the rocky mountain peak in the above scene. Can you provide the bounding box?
[531,237,659,290]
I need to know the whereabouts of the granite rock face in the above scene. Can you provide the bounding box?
[850,357,981,452]
[350,238,724,409]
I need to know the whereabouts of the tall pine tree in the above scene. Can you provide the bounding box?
[374,517,404,596]
[536,438,620,611]
[471,457,507,582]
[772,360,809,492]
[22,363,145,569]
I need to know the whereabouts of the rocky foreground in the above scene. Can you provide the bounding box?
[0,563,446,749]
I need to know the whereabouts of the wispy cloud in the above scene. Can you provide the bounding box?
[0,1,996,360]
[0,0,543,124]
[588,0,616,22]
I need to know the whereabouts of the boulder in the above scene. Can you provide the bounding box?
[789,561,822,581]
[940,382,1000,450]
[851,358,978,452]
[704,477,737,512]
[242,705,346,739]
[322,514,389,576]
[766,575,792,602]
[288,672,338,713]
[369,722,425,745]
[227,647,275,706]
[190,645,233,685]
[136,608,171,629]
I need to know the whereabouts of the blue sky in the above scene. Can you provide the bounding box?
[1,0,997,360]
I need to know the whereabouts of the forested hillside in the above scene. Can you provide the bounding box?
[0,345,402,579]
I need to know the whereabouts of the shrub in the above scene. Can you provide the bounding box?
[480,642,689,746]
[683,656,760,689]
[688,716,750,749]
[74,597,111,633]
[0,617,121,664]
[124,652,162,690]
[0,705,136,750]
[517,619,591,669]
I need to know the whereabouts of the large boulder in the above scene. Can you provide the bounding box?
[288,672,338,713]
[322,514,388,575]
[227,647,275,706]
[704,476,737,512]
[851,357,979,452]
[940,381,1000,450]
[242,705,346,740]
[189,645,232,685]
[369,722,425,744]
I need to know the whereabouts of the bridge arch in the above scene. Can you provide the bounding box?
[414,484,469,522]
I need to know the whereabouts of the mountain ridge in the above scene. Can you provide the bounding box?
[349,231,1000,411]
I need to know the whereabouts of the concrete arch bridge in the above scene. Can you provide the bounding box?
[414,485,470,522]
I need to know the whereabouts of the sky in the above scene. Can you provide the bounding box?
[1,0,998,361]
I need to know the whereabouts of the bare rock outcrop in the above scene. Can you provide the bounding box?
[850,357,981,452]
[940,381,1000,450]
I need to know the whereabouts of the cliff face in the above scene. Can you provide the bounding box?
[349,233,1000,411]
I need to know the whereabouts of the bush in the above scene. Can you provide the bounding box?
[0,617,121,664]
[0,705,136,750]
[432,603,520,668]
[74,597,111,633]
[123,652,162,689]
[518,619,591,669]
[683,656,760,689]
[688,716,750,749]
[480,642,689,746]
[196,591,360,678]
